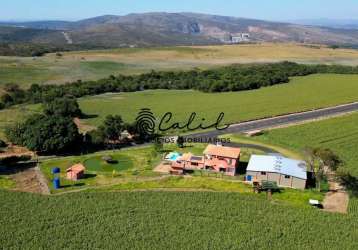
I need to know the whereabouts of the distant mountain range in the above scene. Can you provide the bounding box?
[1,13,358,47]
[288,19,358,30]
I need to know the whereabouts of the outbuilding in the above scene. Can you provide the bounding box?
[66,163,86,181]
[246,155,307,189]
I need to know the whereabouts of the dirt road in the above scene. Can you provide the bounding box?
[323,168,349,214]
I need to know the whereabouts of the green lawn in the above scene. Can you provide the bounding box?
[231,112,358,177]
[40,146,162,193]
[97,176,252,193]
[79,74,358,131]
[84,155,133,172]
[0,176,15,189]
[0,190,356,249]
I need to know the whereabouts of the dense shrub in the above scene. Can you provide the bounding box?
[0,43,108,57]
[43,96,82,117]
[5,114,81,154]
[0,139,6,148]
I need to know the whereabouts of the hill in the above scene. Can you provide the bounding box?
[290,19,358,30]
[2,12,358,48]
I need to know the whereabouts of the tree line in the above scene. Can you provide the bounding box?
[5,96,155,154]
[3,61,358,109]
[0,43,108,57]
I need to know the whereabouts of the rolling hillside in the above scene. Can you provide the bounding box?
[2,12,358,47]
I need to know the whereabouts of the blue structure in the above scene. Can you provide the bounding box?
[53,177,60,189]
[52,167,60,174]
[52,167,61,189]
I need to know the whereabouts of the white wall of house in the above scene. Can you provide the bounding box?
[246,171,306,189]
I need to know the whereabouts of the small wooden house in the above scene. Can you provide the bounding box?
[66,164,86,181]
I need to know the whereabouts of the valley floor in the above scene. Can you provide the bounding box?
[2,43,358,86]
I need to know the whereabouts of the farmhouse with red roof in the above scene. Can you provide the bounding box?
[171,145,240,176]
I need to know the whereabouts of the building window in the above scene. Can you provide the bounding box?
[261,172,267,175]
[191,162,199,166]
[285,175,291,179]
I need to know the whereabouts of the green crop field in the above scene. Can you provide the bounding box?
[78,74,358,129]
[2,43,358,87]
[0,190,357,249]
[229,112,358,177]
[349,198,358,215]
[1,73,358,139]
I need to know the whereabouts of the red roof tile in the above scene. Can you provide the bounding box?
[204,145,241,159]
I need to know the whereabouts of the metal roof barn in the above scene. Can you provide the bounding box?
[247,155,307,180]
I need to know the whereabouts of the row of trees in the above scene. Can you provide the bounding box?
[0,43,108,57]
[3,62,358,109]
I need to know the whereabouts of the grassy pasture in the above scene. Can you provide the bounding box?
[0,190,357,249]
[84,155,133,173]
[2,43,358,86]
[0,104,41,140]
[78,74,358,129]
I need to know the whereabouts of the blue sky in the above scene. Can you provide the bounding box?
[1,0,358,21]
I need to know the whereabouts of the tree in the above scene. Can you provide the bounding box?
[6,114,81,154]
[336,169,358,197]
[1,94,13,107]
[88,129,105,146]
[99,115,124,142]
[43,97,82,117]
[304,147,341,191]
[314,148,341,171]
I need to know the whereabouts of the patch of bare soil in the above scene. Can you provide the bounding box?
[11,166,50,195]
[154,162,172,174]
[323,168,349,214]
[74,117,97,134]
[0,145,34,159]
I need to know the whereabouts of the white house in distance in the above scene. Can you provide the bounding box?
[246,155,307,189]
